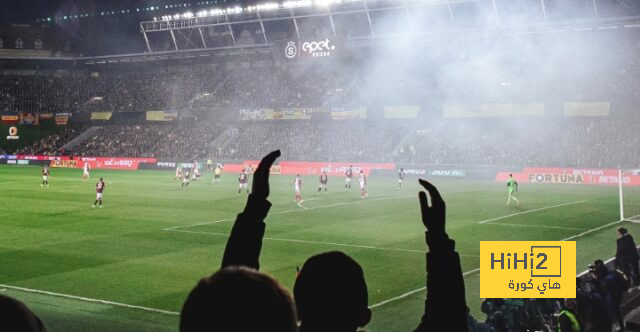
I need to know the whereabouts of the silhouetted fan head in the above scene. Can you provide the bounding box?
[180,266,297,332]
[0,294,46,332]
[294,251,370,330]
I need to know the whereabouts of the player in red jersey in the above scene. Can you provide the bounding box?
[318,172,328,192]
[238,171,249,194]
[92,177,105,208]
[294,174,303,203]
[41,167,50,187]
[345,165,353,189]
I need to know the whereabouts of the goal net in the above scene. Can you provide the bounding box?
[620,169,640,222]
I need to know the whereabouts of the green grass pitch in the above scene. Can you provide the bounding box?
[1,165,638,331]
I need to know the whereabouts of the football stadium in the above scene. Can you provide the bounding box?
[1,0,640,331]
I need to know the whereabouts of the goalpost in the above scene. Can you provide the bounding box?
[619,169,640,222]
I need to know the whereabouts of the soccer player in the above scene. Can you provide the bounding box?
[212,164,222,184]
[192,161,200,181]
[173,166,182,182]
[92,177,105,208]
[359,170,368,199]
[82,162,90,181]
[41,167,50,187]
[295,174,303,203]
[398,168,405,188]
[182,168,191,188]
[238,171,249,194]
[206,158,213,172]
[345,165,353,189]
[318,172,328,192]
[507,173,520,206]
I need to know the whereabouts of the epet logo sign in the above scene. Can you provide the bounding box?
[285,39,336,59]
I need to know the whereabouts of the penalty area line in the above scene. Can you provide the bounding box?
[478,200,586,224]
[0,284,179,316]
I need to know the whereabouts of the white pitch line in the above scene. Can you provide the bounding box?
[624,214,640,221]
[163,218,231,231]
[561,220,621,241]
[369,268,480,309]
[0,284,179,316]
[166,189,484,231]
[0,288,6,292]
[487,222,588,231]
[478,200,586,224]
[166,228,479,257]
[370,215,623,309]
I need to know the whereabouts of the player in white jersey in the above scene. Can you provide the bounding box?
[359,171,368,199]
[294,174,303,203]
[173,166,182,182]
[192,161,201,180]
[82,162,91,181]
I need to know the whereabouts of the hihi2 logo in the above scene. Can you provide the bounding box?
[480,241,575,298]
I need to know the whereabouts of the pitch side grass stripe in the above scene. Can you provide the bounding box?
[166,228,480,257]
[369,268,481,309]
[0,284,180,315]
[477,200,586,224]
[165,189,486,231]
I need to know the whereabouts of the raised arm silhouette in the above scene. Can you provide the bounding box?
[180,150,298,332]
[415,179,468,332]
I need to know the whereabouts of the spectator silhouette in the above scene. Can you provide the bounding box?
[0,294,46,332]
[180,150,298,332]
[294,251,371,332]
[615,226,640,286]
[180,266,297,332]
[217,150,468,332]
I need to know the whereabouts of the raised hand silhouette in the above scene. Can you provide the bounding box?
[221,150,281,270]
[418,179,446,236]
[250,149,281,200]
[415,179,468,332]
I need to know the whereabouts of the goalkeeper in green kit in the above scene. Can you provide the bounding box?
[507,174,520,206]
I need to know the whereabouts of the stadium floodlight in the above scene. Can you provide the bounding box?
[196,10,209,17]
[226,7,243,14]
[182,12,195,19]
[283,0,313,9]
[256,2,280,11]
[314,0,342,6]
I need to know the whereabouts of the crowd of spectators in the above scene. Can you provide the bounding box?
[221,120,407,162]
[17,114,636,169]
[401,116,640,168]
[71,123,225,159]
[14,126,82,156]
